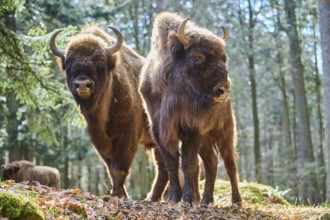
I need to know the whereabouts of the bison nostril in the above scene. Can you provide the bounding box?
[73,79,94,90]
[216,87,225,97]
[73,82,80,89]
[85,81,94,89]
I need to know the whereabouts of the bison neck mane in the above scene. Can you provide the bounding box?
[78,71,113,154]
[78,57,140,158]
[159,89,227,147]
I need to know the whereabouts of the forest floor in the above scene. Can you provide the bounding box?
[0,180,329,220]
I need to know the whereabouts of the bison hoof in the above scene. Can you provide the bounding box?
[145,196,160,202]
[111,187,127,198]
[183,193,197,205]
[201,195,214,206]
[232,196,242,208]
[232,195,242,204]
[232,201,242,208]
[168,192,181,203]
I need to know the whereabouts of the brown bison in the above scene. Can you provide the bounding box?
[1,160,60,187]
[139,12,242,205]
[49,24,164,198]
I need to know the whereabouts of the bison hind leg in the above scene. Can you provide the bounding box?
[219,147,242,206]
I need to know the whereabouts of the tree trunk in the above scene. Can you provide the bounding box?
[247,0,261,183]
[129,1,140,53]
[141,0,153,55]
[6,91,20,162]
[276,40,292,153]
[284,0,321,204]
[95,164,100,195]
[0,103,4,165]
[312,10,326,202]
[318,0,330,202]
[237,0,261,182]
[248,53,261,182]
[274,36,299,199]
[128,146,149,199]
[233,92,248,180]
[4,9,21,162]
[88,159,92,193]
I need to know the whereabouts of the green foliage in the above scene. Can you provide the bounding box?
[0,23,78,146]
[0,0,25,16]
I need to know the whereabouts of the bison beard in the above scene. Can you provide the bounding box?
[140,12,242,205]
[49,24,164,198]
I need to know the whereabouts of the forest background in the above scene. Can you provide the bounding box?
[1,0,329,206]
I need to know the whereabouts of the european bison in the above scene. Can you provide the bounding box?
[50,24,157,198]
[1,160,60,187]
[139,12,242,205]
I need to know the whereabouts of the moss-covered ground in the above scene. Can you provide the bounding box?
[0,180,329,219]
[0,189,45,220]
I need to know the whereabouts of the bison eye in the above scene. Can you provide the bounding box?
[96,61,106,72]
[191,55,203,64]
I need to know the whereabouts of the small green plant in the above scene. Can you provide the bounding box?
[263,186,291,205]
[28,191,39,200]
[263,186,291,198]
[48,206,57,215]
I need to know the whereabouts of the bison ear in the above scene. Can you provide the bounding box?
[56,57,66,75]
[168,31,185,57]
[222,54,228,63]
[106,55,117,71]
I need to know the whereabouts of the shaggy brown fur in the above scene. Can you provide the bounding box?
[50,24,160,198]
[1,160,60,187]
[140,12,242,205]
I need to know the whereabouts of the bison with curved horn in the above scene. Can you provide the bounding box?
[140,12,242,205]
[49,24,161,198]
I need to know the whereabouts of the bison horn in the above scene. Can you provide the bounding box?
[221,26,228,41]
[106,26,123,55]
[177,17,190,46]
[49,29,65,58]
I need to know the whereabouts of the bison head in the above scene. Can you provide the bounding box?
[49,26,123,105]
[1,164,20,181]
[167,18,230,104]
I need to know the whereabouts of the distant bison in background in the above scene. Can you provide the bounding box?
[1,160,60,187]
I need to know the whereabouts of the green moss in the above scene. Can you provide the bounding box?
[205,180,290,205]
[0,190,45,220]
[322,213,330,220]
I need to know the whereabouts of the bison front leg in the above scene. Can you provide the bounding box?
[148,146,169,201]
[102,145,137,198]
[160,148,181,203]
[199,140,218,205]
[108,164,128,198]
[152,125,181,203]
[102,157,128,198]
[181,130,201,205]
